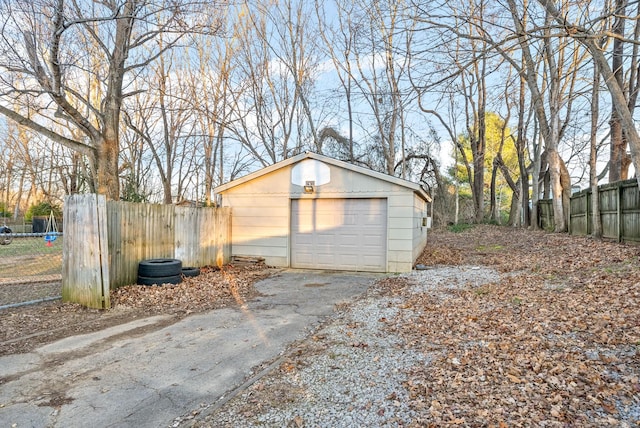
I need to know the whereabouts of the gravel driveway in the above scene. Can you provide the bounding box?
[187,266,502,427]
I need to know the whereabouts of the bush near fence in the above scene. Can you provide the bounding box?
[539,178,640,242]
[63,194,231,309]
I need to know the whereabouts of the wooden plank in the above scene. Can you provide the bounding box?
[175,206,199,267]
[97,195,110,308]
[62,194,108,309]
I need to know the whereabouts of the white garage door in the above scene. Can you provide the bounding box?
[291,198,387,272]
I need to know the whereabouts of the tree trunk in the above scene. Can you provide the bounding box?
[560,156,571,228]
[591,61,603,238]
[97,132,120,201]
[547,149,566,232]
[609,0,629,182]
[516,70,530,227]
[538,0,640,192]
[530,122,543,230]
[490,160,500,223]
[509,177,522,226]
[609,111,625,182]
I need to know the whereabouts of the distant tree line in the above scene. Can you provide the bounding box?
[0,0,638,236]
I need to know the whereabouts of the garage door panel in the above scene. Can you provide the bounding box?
[316,234,337,245]
[361,215,385,226]
[361,234,385,245]
[296,254,315,264]
[337,233,358,242]
[337,243,359,252]
[291,198,386,272]
[343,214,358,225]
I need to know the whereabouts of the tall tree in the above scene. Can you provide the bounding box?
[606,0,640,182]
[315,0,358,161]
[591,60,604,239]
[537,0,640,192]
[0,0,218,200]
[350,0,413,175]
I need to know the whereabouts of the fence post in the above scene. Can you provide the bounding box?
[568,191,572,235]
[62,194,110,309]
[617,183,623,242]
[585,190,590,235]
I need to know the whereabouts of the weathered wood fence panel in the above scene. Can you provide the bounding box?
[567,179,640,243]
[64,197,232,306]
[174,207,232,268]
[107,202,231,289]
[569,191,589,235]
[107,202,175,289]
[62,194,110,309]
[600,183,620,240]
[538,200,554,231]
[621,182,640,242]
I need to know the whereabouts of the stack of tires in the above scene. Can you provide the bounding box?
[137,259,201,286]
[0,226,12,245]
[137,259,183,286]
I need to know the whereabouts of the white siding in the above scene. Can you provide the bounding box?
[412,195,428,262]
[221,194,289,267]
[386,194,415,272]
[216,156,430,273]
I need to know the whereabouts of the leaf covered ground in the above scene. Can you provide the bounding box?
[1,225,639,426]
[0,264,275,356]
[395,225,640,426]
[191,225,639,427]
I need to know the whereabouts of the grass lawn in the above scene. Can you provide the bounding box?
[0,236,64,280]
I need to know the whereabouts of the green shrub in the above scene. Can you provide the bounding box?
[0,203,10,218]
[447,223,474,233]
[25,201,63,222]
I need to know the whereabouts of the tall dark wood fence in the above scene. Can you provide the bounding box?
[539,179,640,242]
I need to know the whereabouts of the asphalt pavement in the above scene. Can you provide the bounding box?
[0,270,378,428]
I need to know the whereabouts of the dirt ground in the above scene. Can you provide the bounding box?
[1,225,639,426]
[0,264,275,356]
[1,226,638,358]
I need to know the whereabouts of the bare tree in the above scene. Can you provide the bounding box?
[187,28,238,204]
[412,0,495,222]
[0,0,219,200]
[226,1,304,166]
[605,0,640,182]
[537,0,640,191]
[501,0,591,232]
[591,60,604,239]
[315,0,359,161]
[349,0,415,175]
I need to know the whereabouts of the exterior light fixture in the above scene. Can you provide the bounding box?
[304,180,315,193]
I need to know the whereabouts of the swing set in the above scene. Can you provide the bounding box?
[44,211,59,247]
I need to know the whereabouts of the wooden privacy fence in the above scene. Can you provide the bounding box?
[62,194,110,309]
[63,194,231,309]
[569,179,640,242]
[538,178,640,242]
[538,199,554,231]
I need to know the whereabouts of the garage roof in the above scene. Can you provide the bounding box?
[214,152,432,203]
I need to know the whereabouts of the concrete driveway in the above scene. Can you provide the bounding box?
[0,270,379,427]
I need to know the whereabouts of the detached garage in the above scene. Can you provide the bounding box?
[214,152,431,273]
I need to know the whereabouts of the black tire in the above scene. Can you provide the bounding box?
[0,226,12,245]
[138,258,182,277]
[182,267,201,277]
[137,274,183,286]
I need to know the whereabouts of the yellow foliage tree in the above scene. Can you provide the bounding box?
[454,112,520,221]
